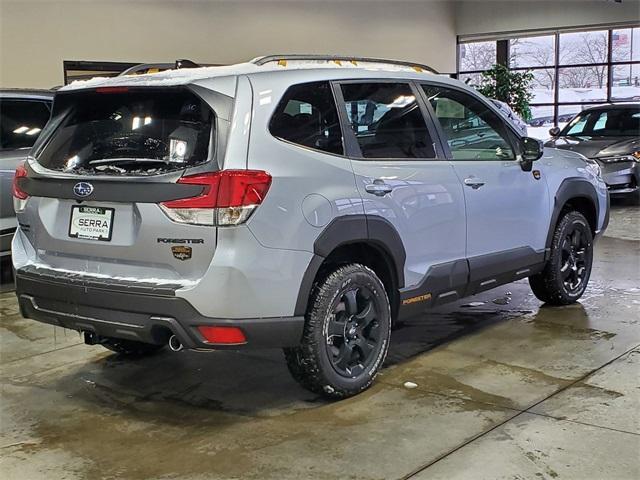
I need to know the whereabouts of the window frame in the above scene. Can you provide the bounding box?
[457,24,640,128]
[0,97,52,151]
[331,78,447,161]
[416,80,524,162]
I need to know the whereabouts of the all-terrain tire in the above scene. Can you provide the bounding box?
[284,263,391,399]
[101,338,165,357]
[529,211,593,305]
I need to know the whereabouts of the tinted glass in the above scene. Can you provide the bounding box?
[422,85,515,161]
[340,83,435,159]
[0,99,51,149]
[563,108,640,137]
[269,81,343,155]
[36,88,213,174]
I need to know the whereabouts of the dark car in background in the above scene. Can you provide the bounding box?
[1,90,53,257]
[546,104,640,197]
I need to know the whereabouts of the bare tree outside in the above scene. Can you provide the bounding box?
[459,41,496,72]
[559,31,608,88]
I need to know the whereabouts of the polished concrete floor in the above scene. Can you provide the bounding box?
[1,199,639,480]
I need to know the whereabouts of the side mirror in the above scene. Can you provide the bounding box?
[520,137,543,172]
[549,126,561,137]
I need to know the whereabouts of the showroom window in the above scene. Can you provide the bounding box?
[457,25,640,138]
[339,82,436,159]
[0,99,51,150]
[269,81,344,155]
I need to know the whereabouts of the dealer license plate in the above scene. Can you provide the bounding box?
[69,206,115,241]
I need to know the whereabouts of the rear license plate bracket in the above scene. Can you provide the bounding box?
[68,205,115,241]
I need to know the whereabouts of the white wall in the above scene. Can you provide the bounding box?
[0,0,457,88]
[456,0,640,38]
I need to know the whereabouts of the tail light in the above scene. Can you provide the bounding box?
[160,170,272,226]
[12,162,29,212]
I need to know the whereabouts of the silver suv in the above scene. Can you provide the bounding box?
[1,89,53,257]
[12,56,609,398]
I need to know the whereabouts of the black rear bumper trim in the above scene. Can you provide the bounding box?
[16,271,304,350]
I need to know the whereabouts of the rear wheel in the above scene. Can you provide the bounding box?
[529,211,593,305]
[101,338,165,357]
[284,263,391,399]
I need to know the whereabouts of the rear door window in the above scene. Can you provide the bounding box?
[339,82,436,159]
[269,81,344,155]
[0,99,51,149]
[35,88,214,174]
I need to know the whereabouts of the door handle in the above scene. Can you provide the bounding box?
[365,180,394,197]
[464,177,485,190]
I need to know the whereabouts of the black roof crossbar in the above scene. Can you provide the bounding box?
[252,55,439,74]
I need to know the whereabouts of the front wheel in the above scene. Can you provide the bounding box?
[284,264,391,399]
[529,211,594,305]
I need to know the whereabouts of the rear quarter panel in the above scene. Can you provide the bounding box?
[243,73,365,253]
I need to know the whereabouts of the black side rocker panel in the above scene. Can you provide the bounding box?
[398,247,546,321]
[294,214,406,316]
[398,259,469,319]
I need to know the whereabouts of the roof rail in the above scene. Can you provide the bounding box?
[251,55,439,74]
[119,59,202,76]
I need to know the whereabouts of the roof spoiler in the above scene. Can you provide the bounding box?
[251,55,439,74]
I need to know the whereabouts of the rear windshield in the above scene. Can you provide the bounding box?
[35,88,214,175]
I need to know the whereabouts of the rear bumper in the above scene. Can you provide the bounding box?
[15,269,304,350]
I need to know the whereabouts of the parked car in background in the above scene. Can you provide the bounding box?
[1,90,53,257]
[546,104,640,197]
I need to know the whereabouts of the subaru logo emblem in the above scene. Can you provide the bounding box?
[73,182,94,197]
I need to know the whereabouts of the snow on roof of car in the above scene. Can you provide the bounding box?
[60,58,438,92]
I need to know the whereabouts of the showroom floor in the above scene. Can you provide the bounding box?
[1,199,638,480]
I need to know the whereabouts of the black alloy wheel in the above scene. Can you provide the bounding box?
[325,286,382,378]
[559,225,590,295]
[284,263,391,399]
[529,211,593,305]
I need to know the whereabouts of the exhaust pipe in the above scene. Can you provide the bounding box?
[83,331,101,345]
[168,335,184,352]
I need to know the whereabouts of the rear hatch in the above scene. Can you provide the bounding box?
[15,86,226,289]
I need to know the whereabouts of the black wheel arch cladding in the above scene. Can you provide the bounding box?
[546,177,600,250]
[294,215,406,317]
